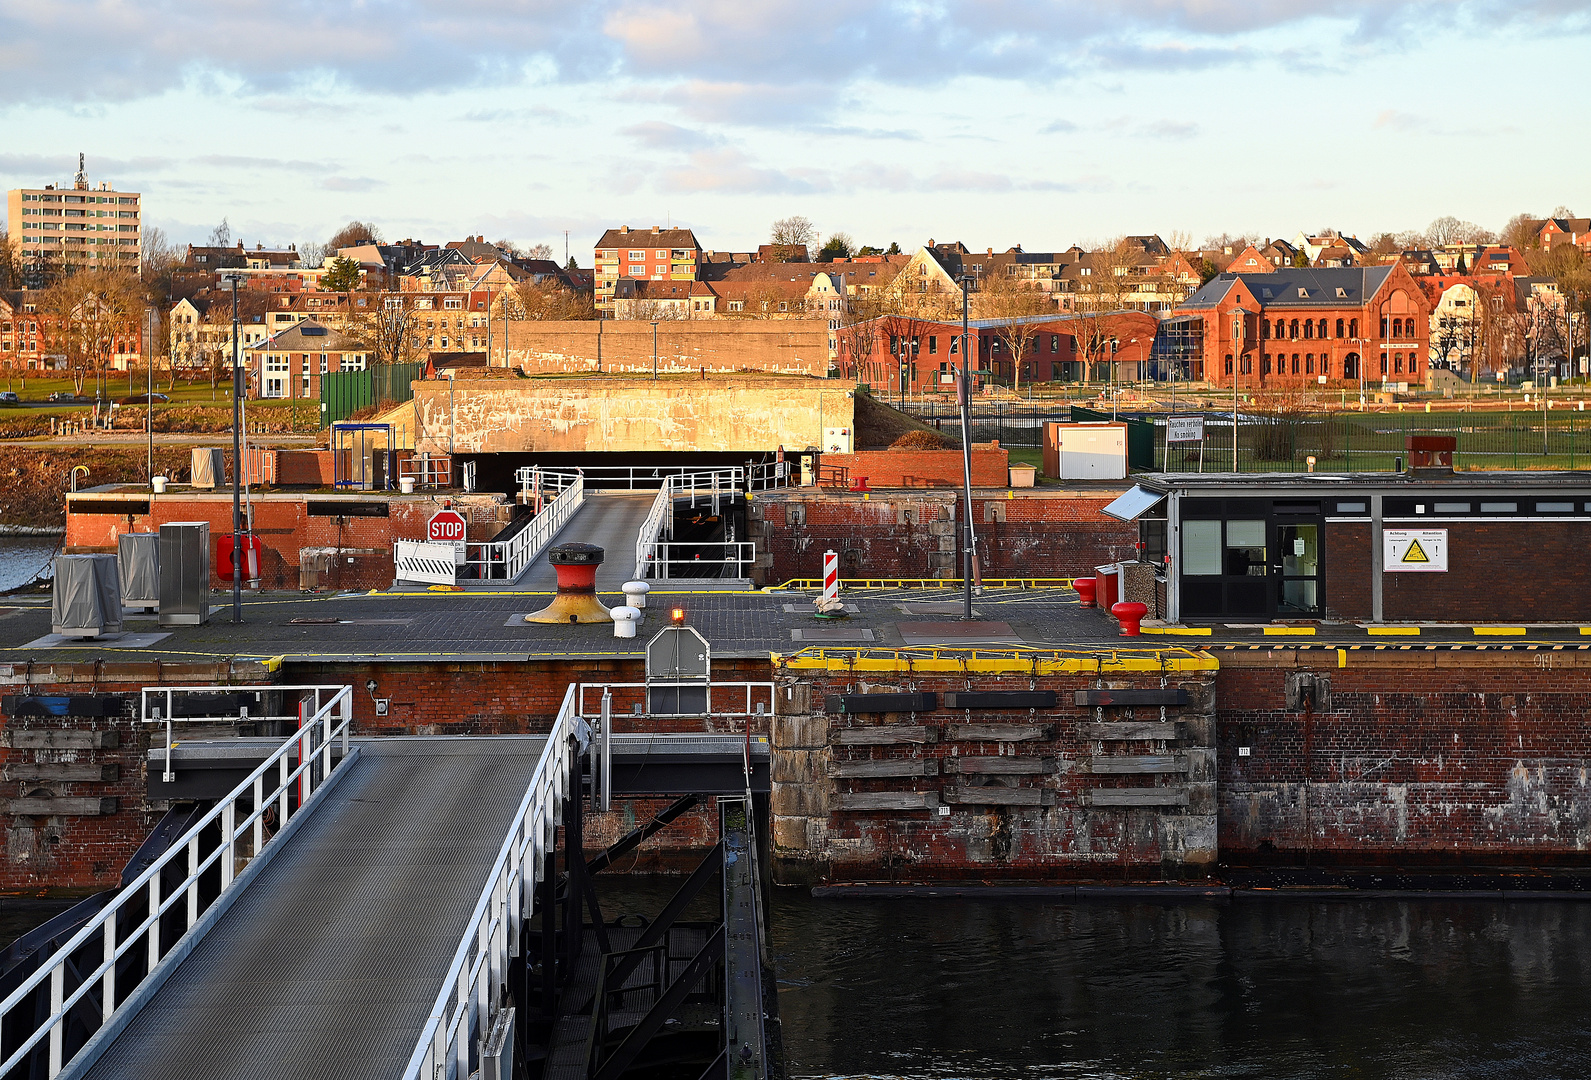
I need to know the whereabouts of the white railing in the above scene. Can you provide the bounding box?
[647,541,757,581]
[576,681,776,720]
[402,682,588,1080]
[633,470,758,580]
[0,685,355,1080]
[463,470,584,582]
[553,464,789,492]
[139,684,346,783]
[400,453,452,489]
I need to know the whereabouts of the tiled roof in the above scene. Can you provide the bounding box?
[1179,267,1395,309]
[595,227,701,250]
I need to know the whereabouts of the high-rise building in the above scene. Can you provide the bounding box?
[6,154,141,284]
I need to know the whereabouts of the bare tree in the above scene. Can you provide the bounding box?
[525,243,553,261]
[327,221,382,251]
[39,270,144,398]
[0,229,22,291]
[769,216,816,262]
[348,292,421,366]
[503,278,596,320]
[979,273,1051,394]
[208,218,233,248]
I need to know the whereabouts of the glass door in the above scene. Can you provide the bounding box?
[1275,522,1321,615]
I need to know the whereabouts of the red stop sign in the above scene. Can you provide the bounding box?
[427,510,467,543]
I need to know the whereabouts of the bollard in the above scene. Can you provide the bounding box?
[1110,601,1148,636]
[523,543,612,624]
[1074,578,1097,608]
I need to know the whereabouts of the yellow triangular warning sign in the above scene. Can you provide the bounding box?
[1402,539,1430,563]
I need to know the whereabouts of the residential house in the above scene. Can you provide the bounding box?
[168,292,270,373]
[1172,264,1432,388]
[1292,231,1369,266]
[248,318,371,399]
[0,291,50,371]
[1537,217,1591,252]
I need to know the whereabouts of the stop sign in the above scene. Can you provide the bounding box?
[427,509,467,543]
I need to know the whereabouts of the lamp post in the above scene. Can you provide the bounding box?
[651,319,660,382]
[956,275,978,620]
[221,273,244,623]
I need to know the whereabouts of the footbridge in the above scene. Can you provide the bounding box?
[394,465,785,590]
[0,683,777,1080]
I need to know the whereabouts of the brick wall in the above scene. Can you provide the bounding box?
[771,668,1217,885]
[0,661,273,892]
[64,492,514,591]
[1215,650,1591,866]
[750,490,1136,583]
[818,445,1008,488]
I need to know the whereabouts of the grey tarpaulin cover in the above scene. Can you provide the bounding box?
[118,532,160,608]
[51,554,123,637]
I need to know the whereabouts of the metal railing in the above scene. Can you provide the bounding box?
[462,470,583,581]
[401,682,587,1080]
[633,469,757,581]
[399,453,452,489]
[634,483,674,579]
[551,463,788,492]
[0,685,354,1080]
[140,685,346,783]
[577,681,775,721]
[645,541,756,581]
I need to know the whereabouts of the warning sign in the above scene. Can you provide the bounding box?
[1383,529,1448,573]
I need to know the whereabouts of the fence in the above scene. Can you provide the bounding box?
[0,686,354,1080]
[319,362,425,427]
[903,401,1591,473]
[461,471,584,581]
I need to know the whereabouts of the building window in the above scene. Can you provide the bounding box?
[1225,355,1233,375]
[1381,354,1389,374]
[1262,355,1271,374]
[1305,354,1313,374]
[1336,318,1345,338]
[1319,319,1328,339]
[1349,318,1358,338]
[1394,355,1403,373]
[1292,354,1300,374]
[1303,320,1313,340]
[928,337,938,355]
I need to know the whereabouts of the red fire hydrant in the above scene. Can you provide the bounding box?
[1073,578,1097,608]
[1111,601,1148,636]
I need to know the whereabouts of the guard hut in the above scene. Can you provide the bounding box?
[1103,438,1591,625]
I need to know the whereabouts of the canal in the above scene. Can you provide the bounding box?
[772,892,1591,1079]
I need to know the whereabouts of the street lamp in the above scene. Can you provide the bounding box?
[220,272,245,623]
[955,274,978,620]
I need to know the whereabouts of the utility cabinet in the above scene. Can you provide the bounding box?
[158,521,211,626]
[1043,422,1128,480]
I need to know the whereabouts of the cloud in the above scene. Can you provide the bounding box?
[657,148,831,195]
[622,121,723,151]
[1137,120,1199,139]
[321,176,384,193]
[1041,120,1079,135]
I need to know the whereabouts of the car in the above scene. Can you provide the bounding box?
[117,393,170,405]
[47,391,84,403]
[0,392,19,405]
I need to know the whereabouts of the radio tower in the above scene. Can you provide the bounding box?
[73,152,87,190]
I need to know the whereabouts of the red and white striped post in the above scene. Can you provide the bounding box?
[822,550,839,604]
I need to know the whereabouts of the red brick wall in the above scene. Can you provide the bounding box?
[1216,651,1591,866]
[1324,521,1371,619]
[819,445,1008,488]
[751,490,1136,583]
[276,449,337,486]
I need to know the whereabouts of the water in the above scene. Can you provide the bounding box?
[0,534,61,592]
[773,894,1591,1080]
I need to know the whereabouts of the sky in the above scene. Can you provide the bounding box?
[2,0,1588,259]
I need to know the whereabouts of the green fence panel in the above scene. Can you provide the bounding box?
[319,362,423,428]
[1071,406,1157,470]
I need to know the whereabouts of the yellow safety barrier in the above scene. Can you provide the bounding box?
[1139,626,1212,636]
[1474,627,1527,636]
[1367,626,1421,636]
[1263,627,1317,636]
[773,643,1218,674]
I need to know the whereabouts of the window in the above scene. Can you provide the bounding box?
[1336,318,1345,338]
[1434,502,1470,513]
[1305,354,1313,374]
[1051,335,1061,352]
[1537,502,1574,512]
[1298,288,1308,298]
[1182,520,1222,575]
[1318,319,1328,339]
[1394,355,1403,373]
[949,337,959,354]
[1304,320,1313,339]
[629,250,645,260]
[929,337,938,355]
[1349,318,1358,337]
[1480,502,1517,513]
[1292,354,1300,374]
[444,297,461,309]
[1263,355,1272,374]
[1289,320,1299,339]
[1225,355,1233,375]
[1380,317,1389,337]
[1380,354,1388,374]
[319,354,328,374]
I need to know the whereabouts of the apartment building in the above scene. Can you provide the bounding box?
[593,226,703,314]
[6,156,140,285]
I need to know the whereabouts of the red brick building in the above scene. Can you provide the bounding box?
[593,226,703,315]
[1172,264,1432,388]
[837,310,1158,392]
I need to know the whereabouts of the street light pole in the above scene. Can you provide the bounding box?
[223,273,243,623]
[956,275,977,620]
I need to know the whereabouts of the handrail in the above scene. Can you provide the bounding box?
[0,685,355,1079]
[464,470,584,581]
[634,482,674,579]
[765,576,1079,591]
[634,469,756,580]
[139,684,346,784]
[648,541,755,580]
[576,681,775,720]
[401,682,588,1080]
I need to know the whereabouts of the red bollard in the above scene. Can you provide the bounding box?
[1074,578,1097,608]
[1111,601,1148,636]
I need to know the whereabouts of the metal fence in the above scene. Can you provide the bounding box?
[319,362,425,427]
[903,401,1591,473]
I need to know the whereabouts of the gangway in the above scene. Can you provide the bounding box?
[0,682,777,1080]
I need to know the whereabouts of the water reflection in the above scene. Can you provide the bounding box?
[773,894,1591,1080]
[0,535,60,592]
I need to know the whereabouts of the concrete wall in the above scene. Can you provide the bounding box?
[749,489,1138,584]
[411,377,856,455]
[500,319,831,378]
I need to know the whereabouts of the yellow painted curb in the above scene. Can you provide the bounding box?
[1264,627,1316,636]
[1141,627,1212,636]
[1474,627,1527,636]
[1368,627,1420,636]
[1579,627,1591,635]
[773,646,1219,674]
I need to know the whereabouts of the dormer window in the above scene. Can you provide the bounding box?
[1298,288,1309,298]
[1336,288,1347,298]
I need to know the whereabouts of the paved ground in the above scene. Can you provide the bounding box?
[5,582,1591,665]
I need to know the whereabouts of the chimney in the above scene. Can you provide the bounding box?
[620,226,630,234]
[987,248,993,256]
[652,226,661,235]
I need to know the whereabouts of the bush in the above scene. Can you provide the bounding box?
[889,430,948,450]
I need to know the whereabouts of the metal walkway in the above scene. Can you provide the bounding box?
[514,492,658,591]
[78,738,546,1080]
